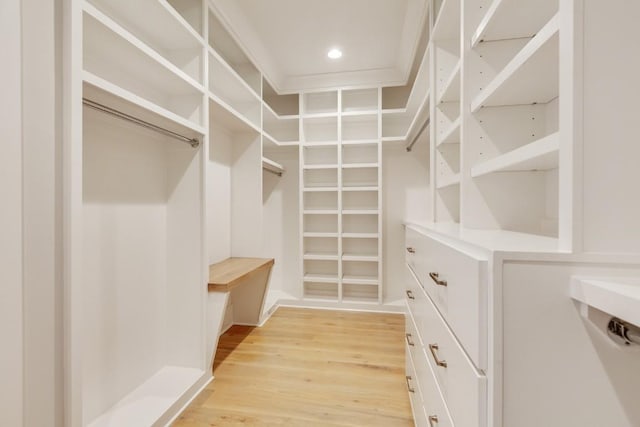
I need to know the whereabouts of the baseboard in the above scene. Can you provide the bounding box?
[161,372,212,427]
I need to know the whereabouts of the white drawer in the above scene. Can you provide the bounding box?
[421,283,487,427]
[420,349,455,427]
[405,226,488,369]
[406,347,429,427]
[405,265,430,347]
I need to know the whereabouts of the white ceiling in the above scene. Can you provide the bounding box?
[210,0,428,94]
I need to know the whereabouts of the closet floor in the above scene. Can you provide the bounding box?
[173,307,413,426]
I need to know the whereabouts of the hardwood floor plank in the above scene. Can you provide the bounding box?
[173,307,413,426]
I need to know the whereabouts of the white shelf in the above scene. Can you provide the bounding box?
[84,3,204,95]
[87,366,205,427]
[342,210,379,215]
[342,253,379,262]
[437,173,461,190]
[471,14,559,112]
[303,164,339,171]
[87,0,203,51]
[471,132,559,177]
[571,278,640,327]
[304,252,339,261]
[303,112,339,119]
[342,186,379,192]
[262,157,285,175]
[341,139,379,146]
[437,117,461,146]
[303,141,339,147]
[303,232,339,238]
[342,275,379,286]
[342,233,379,239]
[438,60,461,104]
[303,210,339,215]
[303,274,340,284]
[303,187,338,192]
[342,110,379,117]
[472,0,559,47]
[342,163,379,169]
[209,94,261,135]
[83,71,206,136]
[432,0,461,41]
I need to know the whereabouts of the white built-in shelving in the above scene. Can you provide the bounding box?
[300,89,382,304]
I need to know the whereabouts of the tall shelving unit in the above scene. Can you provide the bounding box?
[300,89,383,304]
[69,0,209,426]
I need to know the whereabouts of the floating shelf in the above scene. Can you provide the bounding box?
[472,0,559,47]
[571,277,640,327]
[471,14,559,112]
[471,132,559,177]
[262,157,285,176]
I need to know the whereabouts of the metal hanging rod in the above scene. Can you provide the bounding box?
[82,98,200,148]
[406,117,430,152]
[263,167,282,177]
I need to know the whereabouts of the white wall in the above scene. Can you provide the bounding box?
[382,140,430,303]
[207,123,232,263]
[0,1,24,425]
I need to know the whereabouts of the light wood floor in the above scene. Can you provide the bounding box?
[173,307,414,426]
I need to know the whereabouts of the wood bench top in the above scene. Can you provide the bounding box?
[208,257,274,292]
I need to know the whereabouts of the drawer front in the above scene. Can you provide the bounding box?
[405,227,421,274]
[406,348,429,427]
[420,349,454,427]
[406,227,488,369]
[405,265,430,348]
[421,284,487,427]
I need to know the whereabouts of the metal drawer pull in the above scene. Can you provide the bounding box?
[428,343,448,368]
[405,333,415,346]
[405,375,415,393]
[429,272,448,287]
[406,290,415,300]
[428,415,439,426]
[406,247,416,253]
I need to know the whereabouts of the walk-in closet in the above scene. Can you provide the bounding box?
[3,0,640,426]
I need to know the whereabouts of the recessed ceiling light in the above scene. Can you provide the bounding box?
[327,48,342,59]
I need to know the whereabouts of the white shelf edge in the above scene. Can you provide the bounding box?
[471,132,559,177]
[303,210,339,215]
[303,232,339,238]
[342,233,379,239]
[471,0,503,47]
[208,45,261,103]
[342,186,379,192]
[341,109,379,117]
[209,91,262,135]
[262,156,285,175]
[83,71,206,135]
[382,136,406,143]
[342,163,379,169]
[303,253,339,261]
[342,139,380,146]
[432,0,460,41]
[84,3,205,95]
[436,173,461,190]
[302,164,339,170]
[570,277,640,327]
[470,13,560,113]
[341,275,379,286]
[342,254,379,262]
[342,210,379,215]
[302,141,339,147]
[303,187,339,192]
[159,0,206,46]
[262,99,299,121]
[437,60,461,104]
[436,117,461,146]
[303,274,340,284]
[303,112,339,119]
